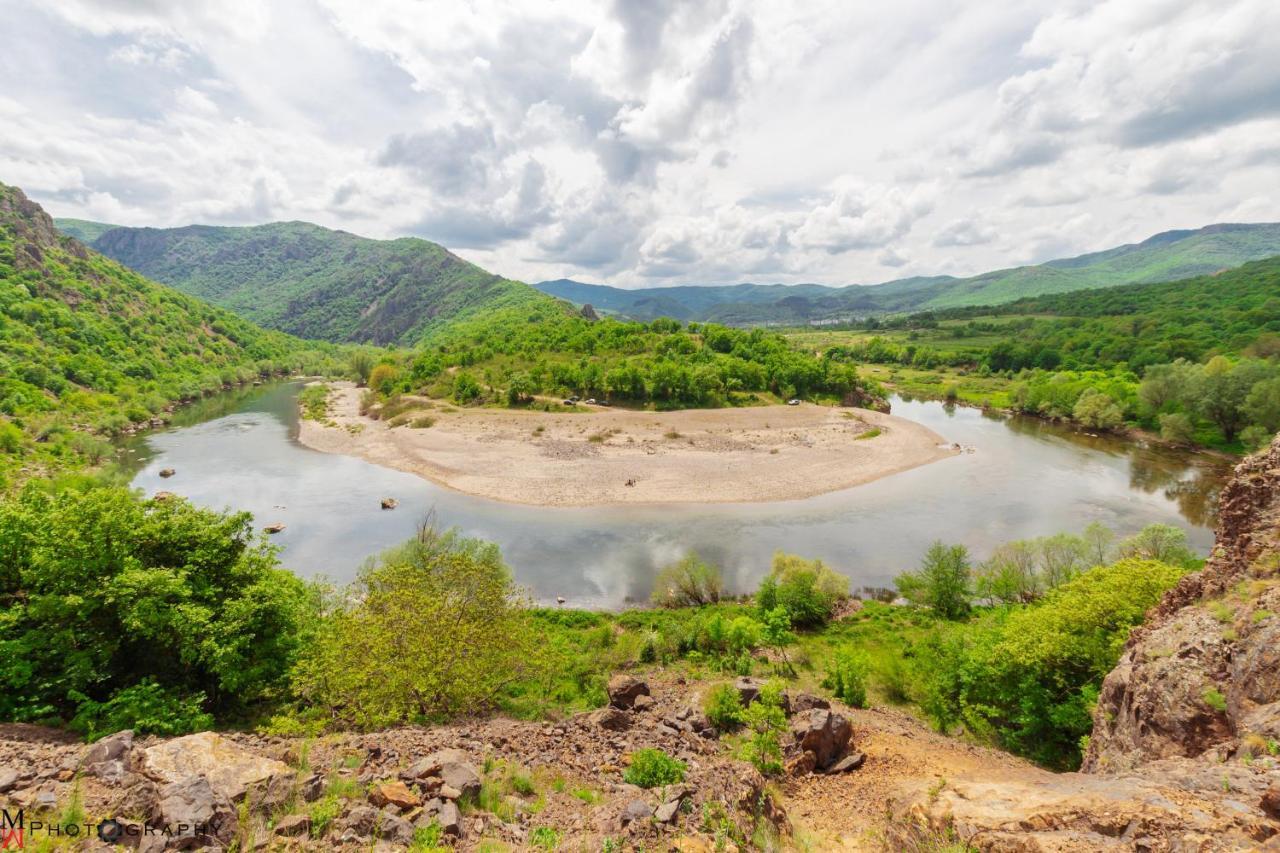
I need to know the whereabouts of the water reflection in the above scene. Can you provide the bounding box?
[119,383,1229,608]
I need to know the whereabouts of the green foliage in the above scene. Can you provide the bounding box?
[1117,524,1196,566]
[651,553,724,607]
[292,525,532,728]
[824,648,870,708]
[740,681,788,776]
[0,482,314,729]
[623,748,686,788]
[528,826,560,850]
[298,383,331,421]
[756,553,850,628]
[1202,686,1227,713]
[70,679,214,740]
[897,542,972,619]
[703,683,745,730]
[918,557,1186,768]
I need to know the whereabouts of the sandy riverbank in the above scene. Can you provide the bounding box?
[296,382,957,507]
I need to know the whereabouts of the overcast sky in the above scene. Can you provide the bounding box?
[4,0,1279,287]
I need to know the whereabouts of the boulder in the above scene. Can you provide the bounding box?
[589,708,632,731]
[790,708,852,770]
[0,769,20,793]
[377,811,415,845]
[620,799,652,826]
[633,694,656,712]
[338,804,379,837]
[734,677,764,707]
[785,750,817,777]
[151,775,234,844]
[84,729,133,768]
[789,693,830,714]
[369,780,420,810]
[300,773,324,803]
[608,674,650,710]
[654,799,681,823]
[139,732,293,805]
[419,749,480,801]
[1263,784,1280,820]
[272,814,310,837]
[437,800,462,837]
[825,751,866,774]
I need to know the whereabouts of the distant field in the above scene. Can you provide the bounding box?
[784,315,1060,357]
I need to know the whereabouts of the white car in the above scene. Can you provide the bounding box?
[787,398,801,406]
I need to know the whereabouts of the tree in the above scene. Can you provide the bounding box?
[1072,388,1124,430]
[349,350,375,386]
[1158,412,1195,445]
[368,363,400,396]
[756,553,849,627]
[505,372,534,406]
[909,541,972,619]
[975,540,1039,604]
[0,484,314,733]
[1195,357,1266,441]
[651,553,723,607]
[452,372,481,404]
[1138,360,1193,414]
[1244,377,1280,434]
[293,524,531,728]
[1117,523,1195,566]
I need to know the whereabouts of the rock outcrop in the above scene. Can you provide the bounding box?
[1086,434,1280,771]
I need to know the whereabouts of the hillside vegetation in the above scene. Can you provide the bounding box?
[537,222,1280,324]
[0,183,336,486]
[77,220,554,345]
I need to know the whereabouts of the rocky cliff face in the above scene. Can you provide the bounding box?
[1086,434,1280,771]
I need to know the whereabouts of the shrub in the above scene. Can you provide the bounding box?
[70,680,214,740]
[897,541,972,619]
[624,748,686,788]
[1117,523,1196,566]
[740,681,787,775]
[292,524,532,728]
[824,648,870,708]
[703,683,744,730]
[1072,388,1124,430]
[368,363,400,396]
[1158,412,1195,445]
[0,484,314,728]
[757,553,849,628]
[651,553,723,607]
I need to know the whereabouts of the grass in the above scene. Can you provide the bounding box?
[410,416,436,428]
[855,427,882,440]
[1202,686,1228,713]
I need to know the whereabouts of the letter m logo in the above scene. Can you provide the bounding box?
[0,809,22,849]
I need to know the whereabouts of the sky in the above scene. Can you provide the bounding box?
[4,0,1280,288]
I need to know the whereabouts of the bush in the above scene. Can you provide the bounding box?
[703,683,745,730]
[70,680,214,740]
[896,541,972,619]
[757,553,849,628]
[824,648,869,708]
[1158,412,1195,445]
[0,484,314,728]
[1117,523,1195,566]
[651,553,723,607]
[623,748,686,788]
[740,681,787,775]
[917,557,1186,769]
[292,525,532,728]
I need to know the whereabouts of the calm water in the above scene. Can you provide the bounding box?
[119,382,1228,608]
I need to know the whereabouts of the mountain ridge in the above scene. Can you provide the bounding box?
[535,222,1280,323]
[71,219,556,345]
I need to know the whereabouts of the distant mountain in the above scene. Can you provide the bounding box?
[54,217,119,244]
[1,183,300,483]
[536,222,1280,324]
[64,220,554,345]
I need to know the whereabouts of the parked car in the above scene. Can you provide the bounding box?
[787,398,801,406]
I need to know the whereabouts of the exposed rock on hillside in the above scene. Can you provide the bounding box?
[1087,433,1280,771]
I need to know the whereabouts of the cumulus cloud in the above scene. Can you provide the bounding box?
[4,0,1279,286]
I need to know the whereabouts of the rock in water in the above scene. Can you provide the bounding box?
[380,497,398,509]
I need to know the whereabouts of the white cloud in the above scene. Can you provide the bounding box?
[3,0,1279,286]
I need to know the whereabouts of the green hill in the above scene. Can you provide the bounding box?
[73,220,553,345]
[0,183,323,485]
[535,223,1280,323]
[53,217,119,244]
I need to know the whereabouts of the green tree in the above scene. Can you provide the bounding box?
[651,553,723,607]
[1244,377,1280,433]
[293,525,532,728]
[0,484,314,731]
[756,553,849,627]
[905,541,972,619]
[1158,412,1195,445]
[1117,523,1195,566]
[1072,388,1124,430]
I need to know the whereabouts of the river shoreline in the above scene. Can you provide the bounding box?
[296,382,959,507]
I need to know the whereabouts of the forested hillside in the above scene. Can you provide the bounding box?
[0,183,333,486]
[79,221,553,345]
[537,222,1280,324]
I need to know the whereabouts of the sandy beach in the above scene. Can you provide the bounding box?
[297,383,957,507]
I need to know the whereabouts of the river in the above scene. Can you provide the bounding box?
[118,382,1228,608]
